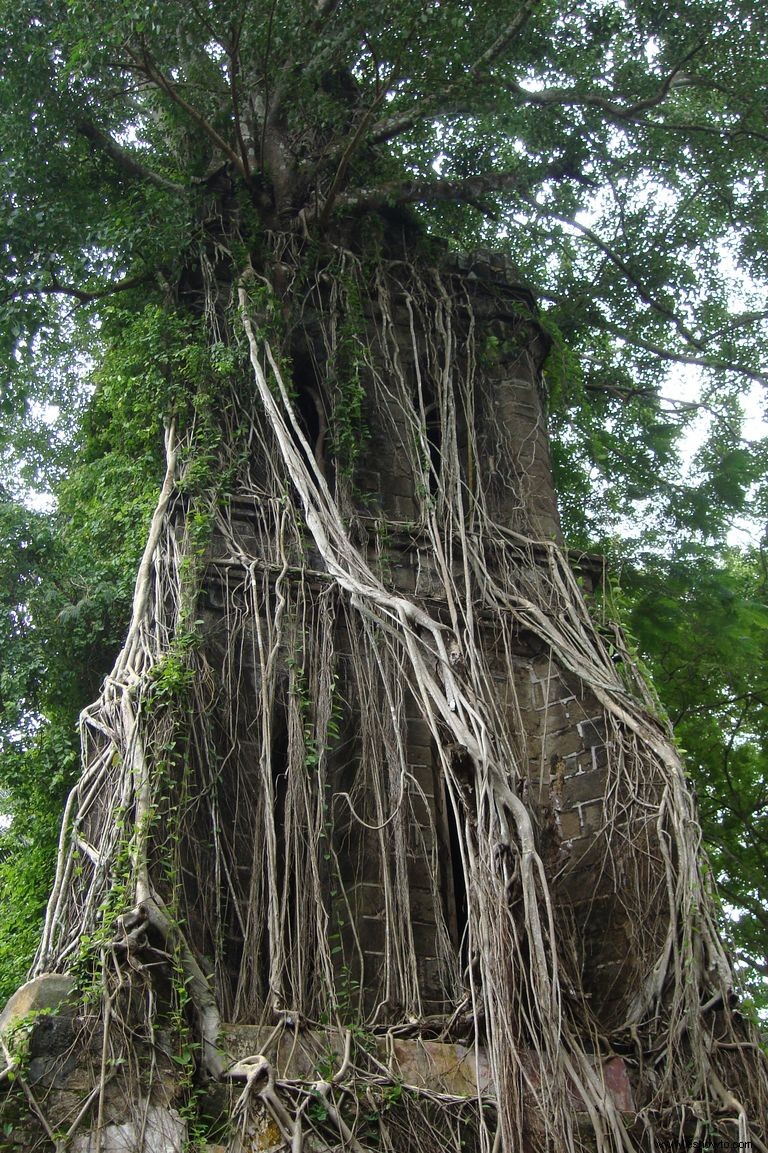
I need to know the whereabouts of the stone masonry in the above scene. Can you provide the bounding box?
[193,251,647,1029]
[0,251,646,1150]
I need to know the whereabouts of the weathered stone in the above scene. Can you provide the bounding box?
[407,853,434,889]
[556,809,583,840]
[220,1024,348,1080]
[405,717,433,747]
[360,914,386,952]
[559,834,613,878]
[0,974,76,1036]
[542,726,591,759]
[537,699,578,730]
[383,1037,635,1114]
[577,717,607,746]
[409,763,436,795]
[71,1104,186,1153]
[409,792,435,827]
[408,886,441,923]
[391,563,416,593]
[388,1038,493,1096]
[602,1058,634,1113]
[25,1013,78,1088]
[560,799,605,836]
[411,920,439,955]
[408,819,435,855]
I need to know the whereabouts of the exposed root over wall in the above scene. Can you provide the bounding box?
[13,239,767,1152]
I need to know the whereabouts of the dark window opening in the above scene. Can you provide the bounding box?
[292,352,329,481]
[418,386,443,496]
[443,779,469,970]
[218,691,291,1015]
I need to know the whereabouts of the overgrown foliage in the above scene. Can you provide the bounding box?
[622,543,768,1013]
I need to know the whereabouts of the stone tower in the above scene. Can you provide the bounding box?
[2,244,762,1152]
[187,249,651,1104]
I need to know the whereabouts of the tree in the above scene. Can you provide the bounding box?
[1,1,768,1150]
[625,542,768,1008]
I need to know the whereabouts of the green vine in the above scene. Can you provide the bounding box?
[328,267,368,479]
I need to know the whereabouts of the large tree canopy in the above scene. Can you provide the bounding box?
[2,0,768,361]
[1,1,767,1148]
[2,0,767,507]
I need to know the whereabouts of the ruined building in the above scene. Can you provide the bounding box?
[1,244,763,1152]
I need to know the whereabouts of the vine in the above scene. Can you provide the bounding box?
[327,267,369,478]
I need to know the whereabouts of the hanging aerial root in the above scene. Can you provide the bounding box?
[20,244,766,1153]
[235,279,622,1149]
[234,258,766,1149]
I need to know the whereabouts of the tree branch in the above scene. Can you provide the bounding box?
[715,882,768,933]
[340,177,764,386]
[582,381,707,415]
[186,0,231,51]
[227,22,252,179]
[258,0,280,173]
[539,290,768,387]
[734,952,768,978]
[367,43,708,149]
[11,269,154,306]
[126,45,249,181]
[367,97,470,147]
[644,118,768,147]
[713,309,768,335]
[74,117,186,194]
[468,0,542,76]
[317,98,385,228]
[361,2,544,147]
[337,169,527,213]
[596,321,768,386]
[505,47,703,123]
[185,0,253,177]
[524,197,706,349]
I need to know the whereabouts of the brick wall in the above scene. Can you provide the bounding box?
[188,250,644,1029]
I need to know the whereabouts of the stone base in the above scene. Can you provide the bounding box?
[70,1104,186,1153]
[0,1005,634,1151]
[221,1022,633,1111]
